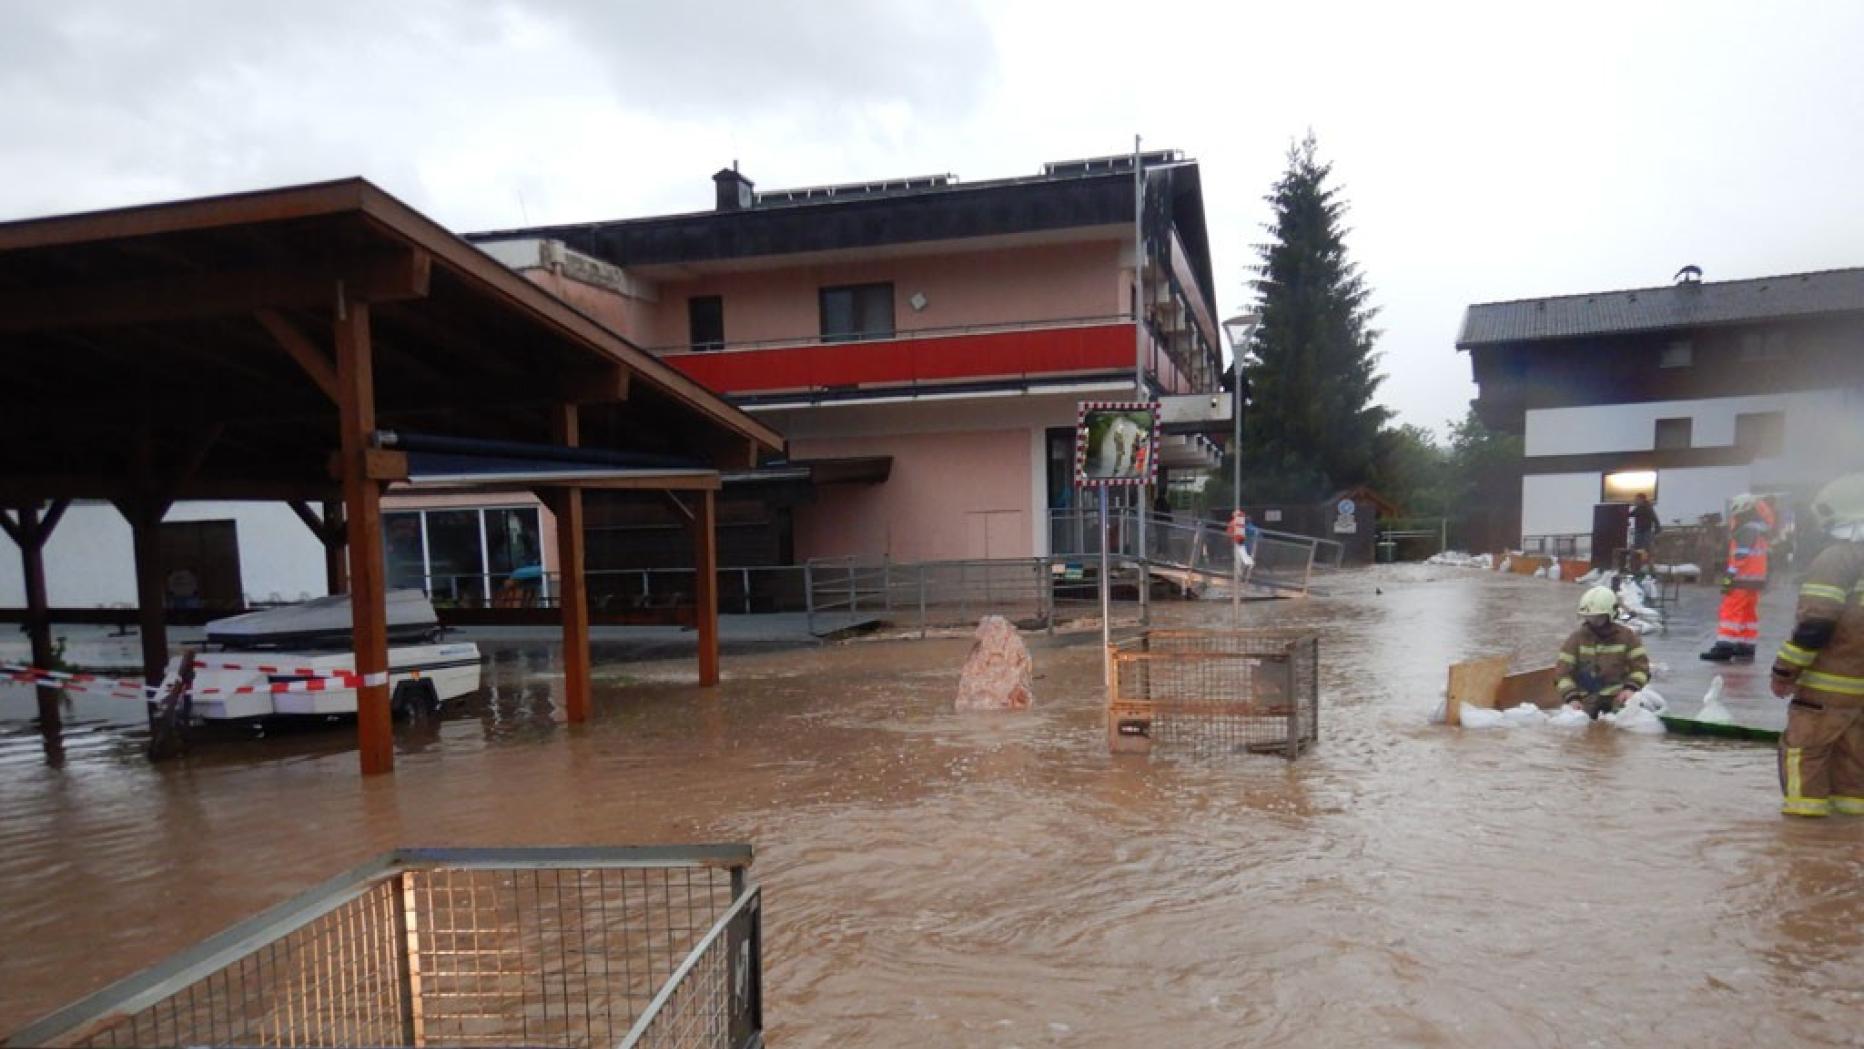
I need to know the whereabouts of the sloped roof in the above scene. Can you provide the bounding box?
[1457,267,1864,348]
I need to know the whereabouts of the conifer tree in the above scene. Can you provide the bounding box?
[1239,134,1389,500]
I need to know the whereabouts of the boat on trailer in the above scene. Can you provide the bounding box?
[166,590,482,721]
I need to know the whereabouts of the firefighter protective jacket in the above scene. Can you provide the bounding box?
[1556,622,1651,701]
[1772,540,1864,708]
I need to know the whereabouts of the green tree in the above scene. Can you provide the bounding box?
[1239,133,1390,501]
[1372,423,1451,518]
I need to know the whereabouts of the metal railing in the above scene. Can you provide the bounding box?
[803,554,1149,637]
[6,846,761,1049]
[1048,509,1330,596]
[1521,533,1592,560]
[647,313,1132,356]
[414,567,808,617]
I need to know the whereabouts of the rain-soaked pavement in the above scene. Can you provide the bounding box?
[1,565,1860,1047]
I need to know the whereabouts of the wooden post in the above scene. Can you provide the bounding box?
[548,404,591,723]
[6,502,69,729]
[693,487,719,687]
[322,500,347,595]
[336,301,393,775]
[125,501,169,688]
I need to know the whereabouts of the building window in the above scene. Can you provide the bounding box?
[1739,331,1788,361]
[820,282,894,342]
[1603,470,1658,504]
[1660,340,1693,368]
[1735,411,1785,457]
[688,295,724,351]
[380,506,545,606]
[1654,417,1692,450]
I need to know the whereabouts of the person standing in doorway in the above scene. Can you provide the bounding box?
[1703,494,1776,662]
[1630,492,1661,572]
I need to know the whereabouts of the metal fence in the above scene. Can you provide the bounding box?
[5,847,762,1049]
[1048,509,1329,596]
[803,555,1149,636]
[1106,630,1320,758]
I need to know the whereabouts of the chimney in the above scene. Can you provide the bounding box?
[1674,264,1703,285]
[713,163,754,212]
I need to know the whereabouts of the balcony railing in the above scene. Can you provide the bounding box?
[662,316,1142,397]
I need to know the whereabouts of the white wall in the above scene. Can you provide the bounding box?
[1522,472,1602,536]
[0,502,326,608]
[1651,465,1754,526]
[1523,389,1845,460]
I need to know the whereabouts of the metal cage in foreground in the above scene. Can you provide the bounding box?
[1107,630,1320,757]
[4,847,762,1049]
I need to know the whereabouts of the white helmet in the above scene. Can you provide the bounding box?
[1728,493,1758,515]
[1813,473,1864,541]
[1577,586,1617,617]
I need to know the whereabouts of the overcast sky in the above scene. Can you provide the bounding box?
[5,0,1861,435]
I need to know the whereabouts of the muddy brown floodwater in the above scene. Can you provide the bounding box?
[2,566,1861,1047]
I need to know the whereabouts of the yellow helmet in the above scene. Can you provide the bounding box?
[1577,586,1617,617]
[1812,473,1864,539]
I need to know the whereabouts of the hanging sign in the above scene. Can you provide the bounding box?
[1074,401,1161,487]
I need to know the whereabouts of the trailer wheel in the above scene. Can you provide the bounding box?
[391,679,441,721]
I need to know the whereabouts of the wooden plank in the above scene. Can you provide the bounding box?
[0,250,431,332]
[1496,666,1562,709]
[1445,654,1512,727]
[337,302,394,776]
[549,403,591,724]
[693,487,719,687]
[256,310,339,401]
[560,365,631,404]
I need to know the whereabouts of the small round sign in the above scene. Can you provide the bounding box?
[1337,498,1356,515]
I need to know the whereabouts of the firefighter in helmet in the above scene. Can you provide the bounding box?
[1769,473,1864,817]
[1557,586,1652,719]
[1702,493,1777,661]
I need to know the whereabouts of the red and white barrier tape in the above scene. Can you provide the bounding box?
[4,662,399,700]
[192,658,359,679]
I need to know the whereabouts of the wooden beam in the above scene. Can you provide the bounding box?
[0,509,19,546]
[337,302,394,775]
[0,475,340,504]
[323,448,409,484]
[120,499,169,687]
[15,503,65,730]
[255,310,339,401]
[561,365,631,404]
[692,487,719,688]
[548,403,591,723]
[322,501,347,595]
[0,250,431,332]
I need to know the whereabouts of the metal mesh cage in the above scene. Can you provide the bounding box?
[6,848,762,1049]
[1107,630,1320,757]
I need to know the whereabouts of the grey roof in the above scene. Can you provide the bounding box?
[1457,267,1864,347]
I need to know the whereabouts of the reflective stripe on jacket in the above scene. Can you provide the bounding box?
[1773,542,1864,709]
[1556,622,1651,700]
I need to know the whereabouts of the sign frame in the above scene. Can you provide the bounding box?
[1073,400,1162,488]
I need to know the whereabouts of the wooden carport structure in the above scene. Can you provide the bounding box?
[0,179,783,774]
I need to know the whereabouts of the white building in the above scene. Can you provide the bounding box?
[1460,267,1864,547]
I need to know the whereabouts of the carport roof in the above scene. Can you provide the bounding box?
[0,178,783,504]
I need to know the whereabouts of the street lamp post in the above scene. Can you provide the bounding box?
[1222,313,1260,621]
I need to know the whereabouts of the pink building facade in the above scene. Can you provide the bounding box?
[473,153,1226,564]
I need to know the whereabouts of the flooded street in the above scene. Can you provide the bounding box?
[2,566,1860,1047]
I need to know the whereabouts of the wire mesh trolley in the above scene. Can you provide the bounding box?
[1107,630,1320,757]
[4,847,762,1049]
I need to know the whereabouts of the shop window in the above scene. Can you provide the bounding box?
[381,506,543,606]
[1735,411,1785,457]
[1654,417,1692,450]
[820,283,894,342]
[688,295,724,350]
